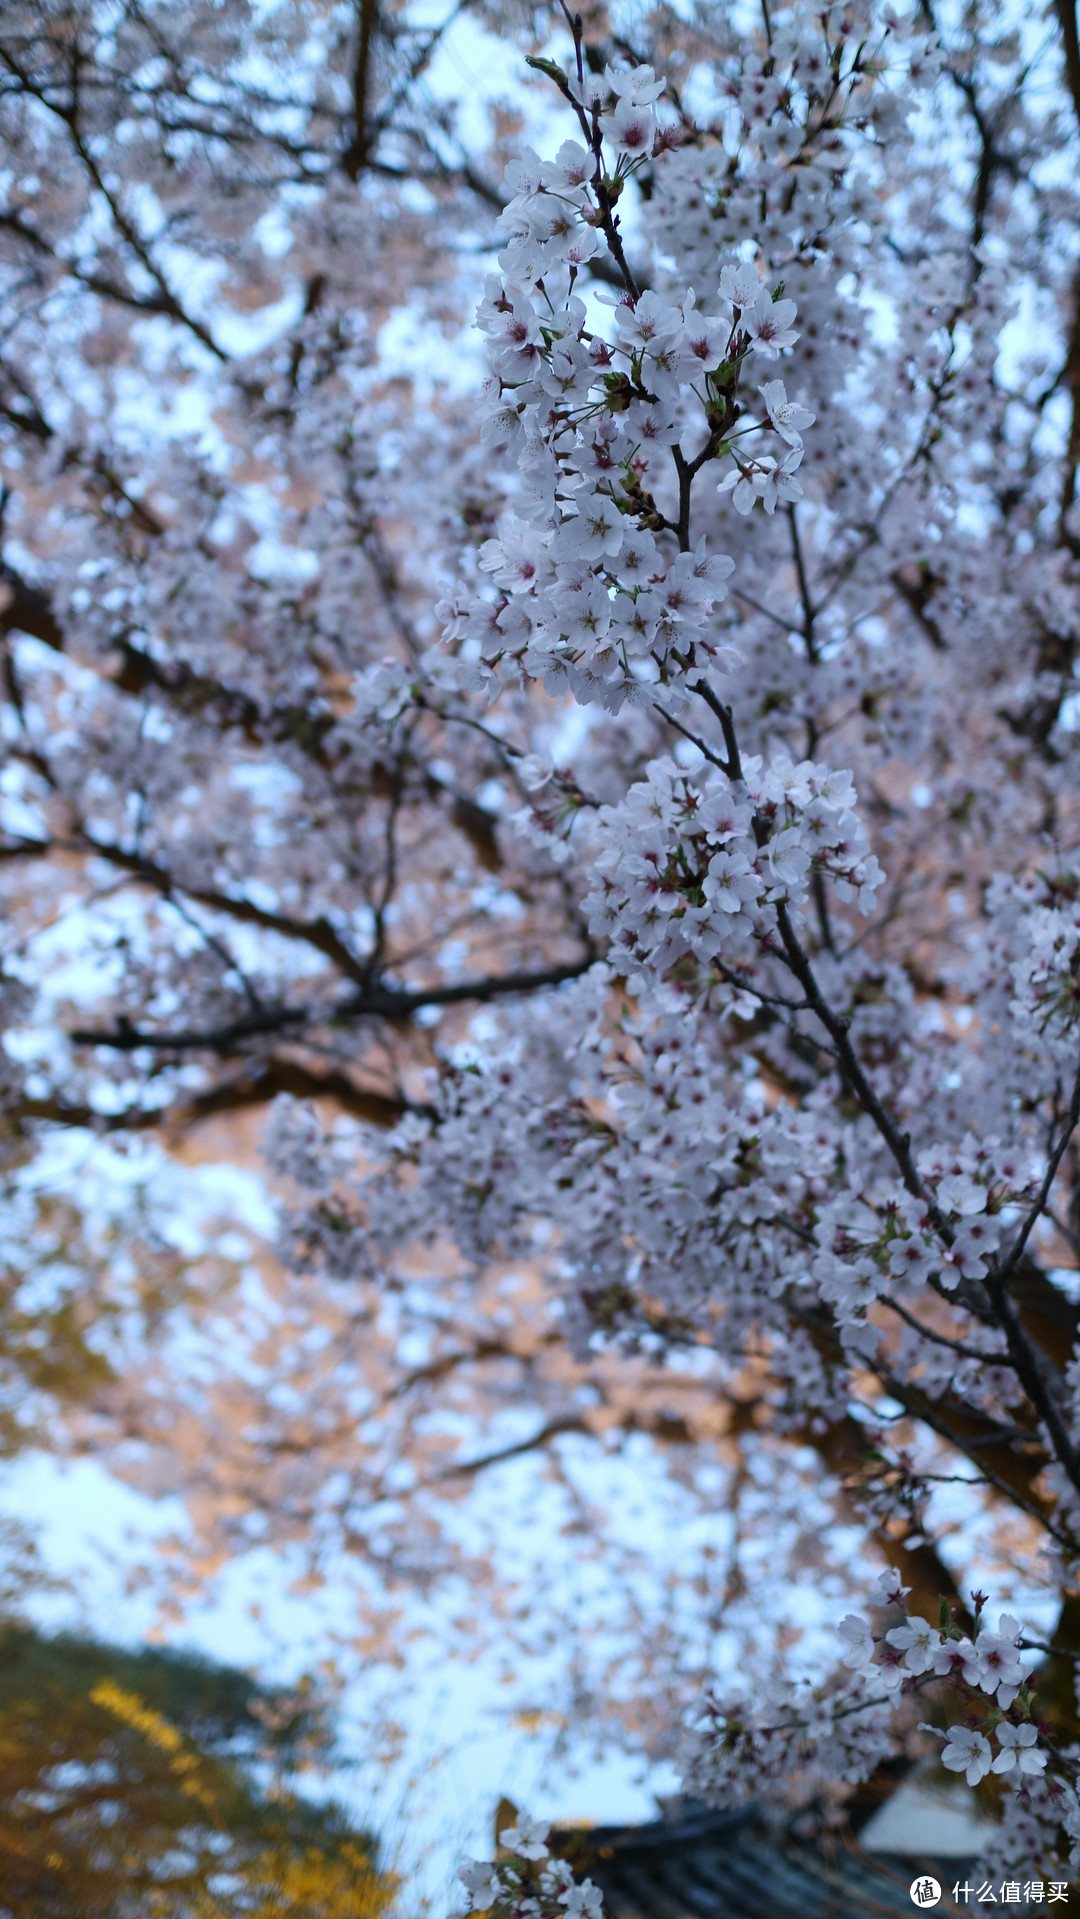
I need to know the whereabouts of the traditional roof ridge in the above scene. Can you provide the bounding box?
[550,1799,974,1917]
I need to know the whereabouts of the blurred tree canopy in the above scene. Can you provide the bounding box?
[0,1622,392,1917]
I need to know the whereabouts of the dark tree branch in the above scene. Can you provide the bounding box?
[342,0,380,180]
[1056,0,1080,129]
[69,957,594,1056]
[881,1293,1016,1368]
[18,1059,422,1132]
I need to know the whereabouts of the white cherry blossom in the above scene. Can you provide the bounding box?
[992,1724,1047,1777]
[561,1885,605,1917]
[718,262,764,308]
[885,1620,944,1675]
[460,1861,504,1910]
[499,1816,551,1861]
[758,379,816,445]
[941,1726,994,1786]
[741,291,800,356]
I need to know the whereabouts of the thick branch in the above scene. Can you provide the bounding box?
[342,0,380,179]
[18,1059,419,1131]
[1056,0,1080,129]
[70,957,594,1055]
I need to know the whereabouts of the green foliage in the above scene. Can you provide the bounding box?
[0,1623,393,1917]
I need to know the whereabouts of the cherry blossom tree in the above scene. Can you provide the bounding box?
[6,0,1080,1892]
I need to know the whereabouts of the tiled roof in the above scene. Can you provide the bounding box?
[554,1802,968,1918]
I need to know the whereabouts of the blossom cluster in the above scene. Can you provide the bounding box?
[840,1590,1038,1712]
[651,8,943,289]
[889,1140,1029,1289]
[960,864,1080,1111]
[459,1814,603,1919]
[681,1671,895,1810]
[436,61,817,713]
[809,1135,1030,1361]
[688,1574,1061,1860]
[834,1581,1067,1862]
[1008,902,1080,1053]
[581,750,882,989]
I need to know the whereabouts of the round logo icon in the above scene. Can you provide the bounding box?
[909,1879,941,1910]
